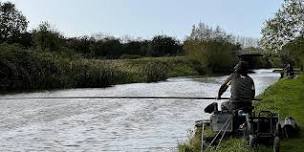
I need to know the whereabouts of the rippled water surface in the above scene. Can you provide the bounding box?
[0,69,279,152]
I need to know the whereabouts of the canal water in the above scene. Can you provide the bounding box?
[0,69,280,152]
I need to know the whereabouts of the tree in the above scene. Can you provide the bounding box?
[185,22,240,73]
[33,22,64,51]
[282,37,304,68]
[188,23,232,42]
[184,39,239,73]
[91,37,122,59]
[65,36,95,57]
[123,40,146,56]
[0,2,28,43]
[150,35,181,56]
[260,0,304,52]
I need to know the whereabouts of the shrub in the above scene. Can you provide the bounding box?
[143,62,168,82]
[184,39,239,74]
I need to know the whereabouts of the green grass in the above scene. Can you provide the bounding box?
[104,56,199,77]
[255,75,304,152]
[179,74,304,152]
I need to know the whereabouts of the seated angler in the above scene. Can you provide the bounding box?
[218,61,255,113]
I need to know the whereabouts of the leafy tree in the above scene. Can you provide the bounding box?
[282,37,304,68]
[189,23,232,42]
[184,39,239,73]
[32,22,64,51]
[185,22,240,73]
[65,36,95,57]
[140,40,153,56]
[0,2,28,43]
[123,40,146,56]
[91,37,122,59]
[260,0,304,52]
[150,35,181,56]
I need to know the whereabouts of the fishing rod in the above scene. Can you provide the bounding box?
[0,96,262,101]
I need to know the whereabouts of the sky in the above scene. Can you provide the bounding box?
[7,0,283,40]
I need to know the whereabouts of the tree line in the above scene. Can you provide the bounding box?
[0,2,183,59]
[0,1,261,61]
[0,1,268,92]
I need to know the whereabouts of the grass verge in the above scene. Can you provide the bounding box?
[255,75,304,152]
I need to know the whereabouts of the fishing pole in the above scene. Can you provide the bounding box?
[0,96,262,101]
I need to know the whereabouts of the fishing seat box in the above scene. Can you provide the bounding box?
[210,111,234,133]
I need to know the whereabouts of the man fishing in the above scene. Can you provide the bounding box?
[284,63,295,79]
[217,61,255,112]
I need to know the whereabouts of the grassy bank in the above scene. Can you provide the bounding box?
[179,75,304,152]
[106,56,198,77]
[0,44,200,92]
[254,75,304,152]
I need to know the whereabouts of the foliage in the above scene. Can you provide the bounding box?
[69,60,121,87]
[184,39,239,74]
[188,22,258,48]
[122,40,148,56]
[0,1,264,92]
[281,37,304,68]
[0,2,28,44]
[65,36,95,57]
[0,43,195,91]
[149,35,182,56]
[189,23,232,42]
[260,0,304,52]
[92,37,123,59]
[32,22,65,51]
[178,128,202,152]
[0,43,67,90]
[0,43,131,91]
[116,56,198,77]
[184,22,240,74]
[143,62,168,82]
[0,2,183,59]
[63,35,182,59]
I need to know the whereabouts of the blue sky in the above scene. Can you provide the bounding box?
[8,0,283,40]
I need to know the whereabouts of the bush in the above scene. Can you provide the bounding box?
[0,43,68,90]
[143,62,168,82]
[282,37,304,69]
[0,43,130,91]
[70,60,117,87]
[0,44,192,92]
[184,39,239,74]
[149,35,182,56]
[32,22,65,52]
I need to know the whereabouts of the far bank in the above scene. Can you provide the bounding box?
[0,46,204,93]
